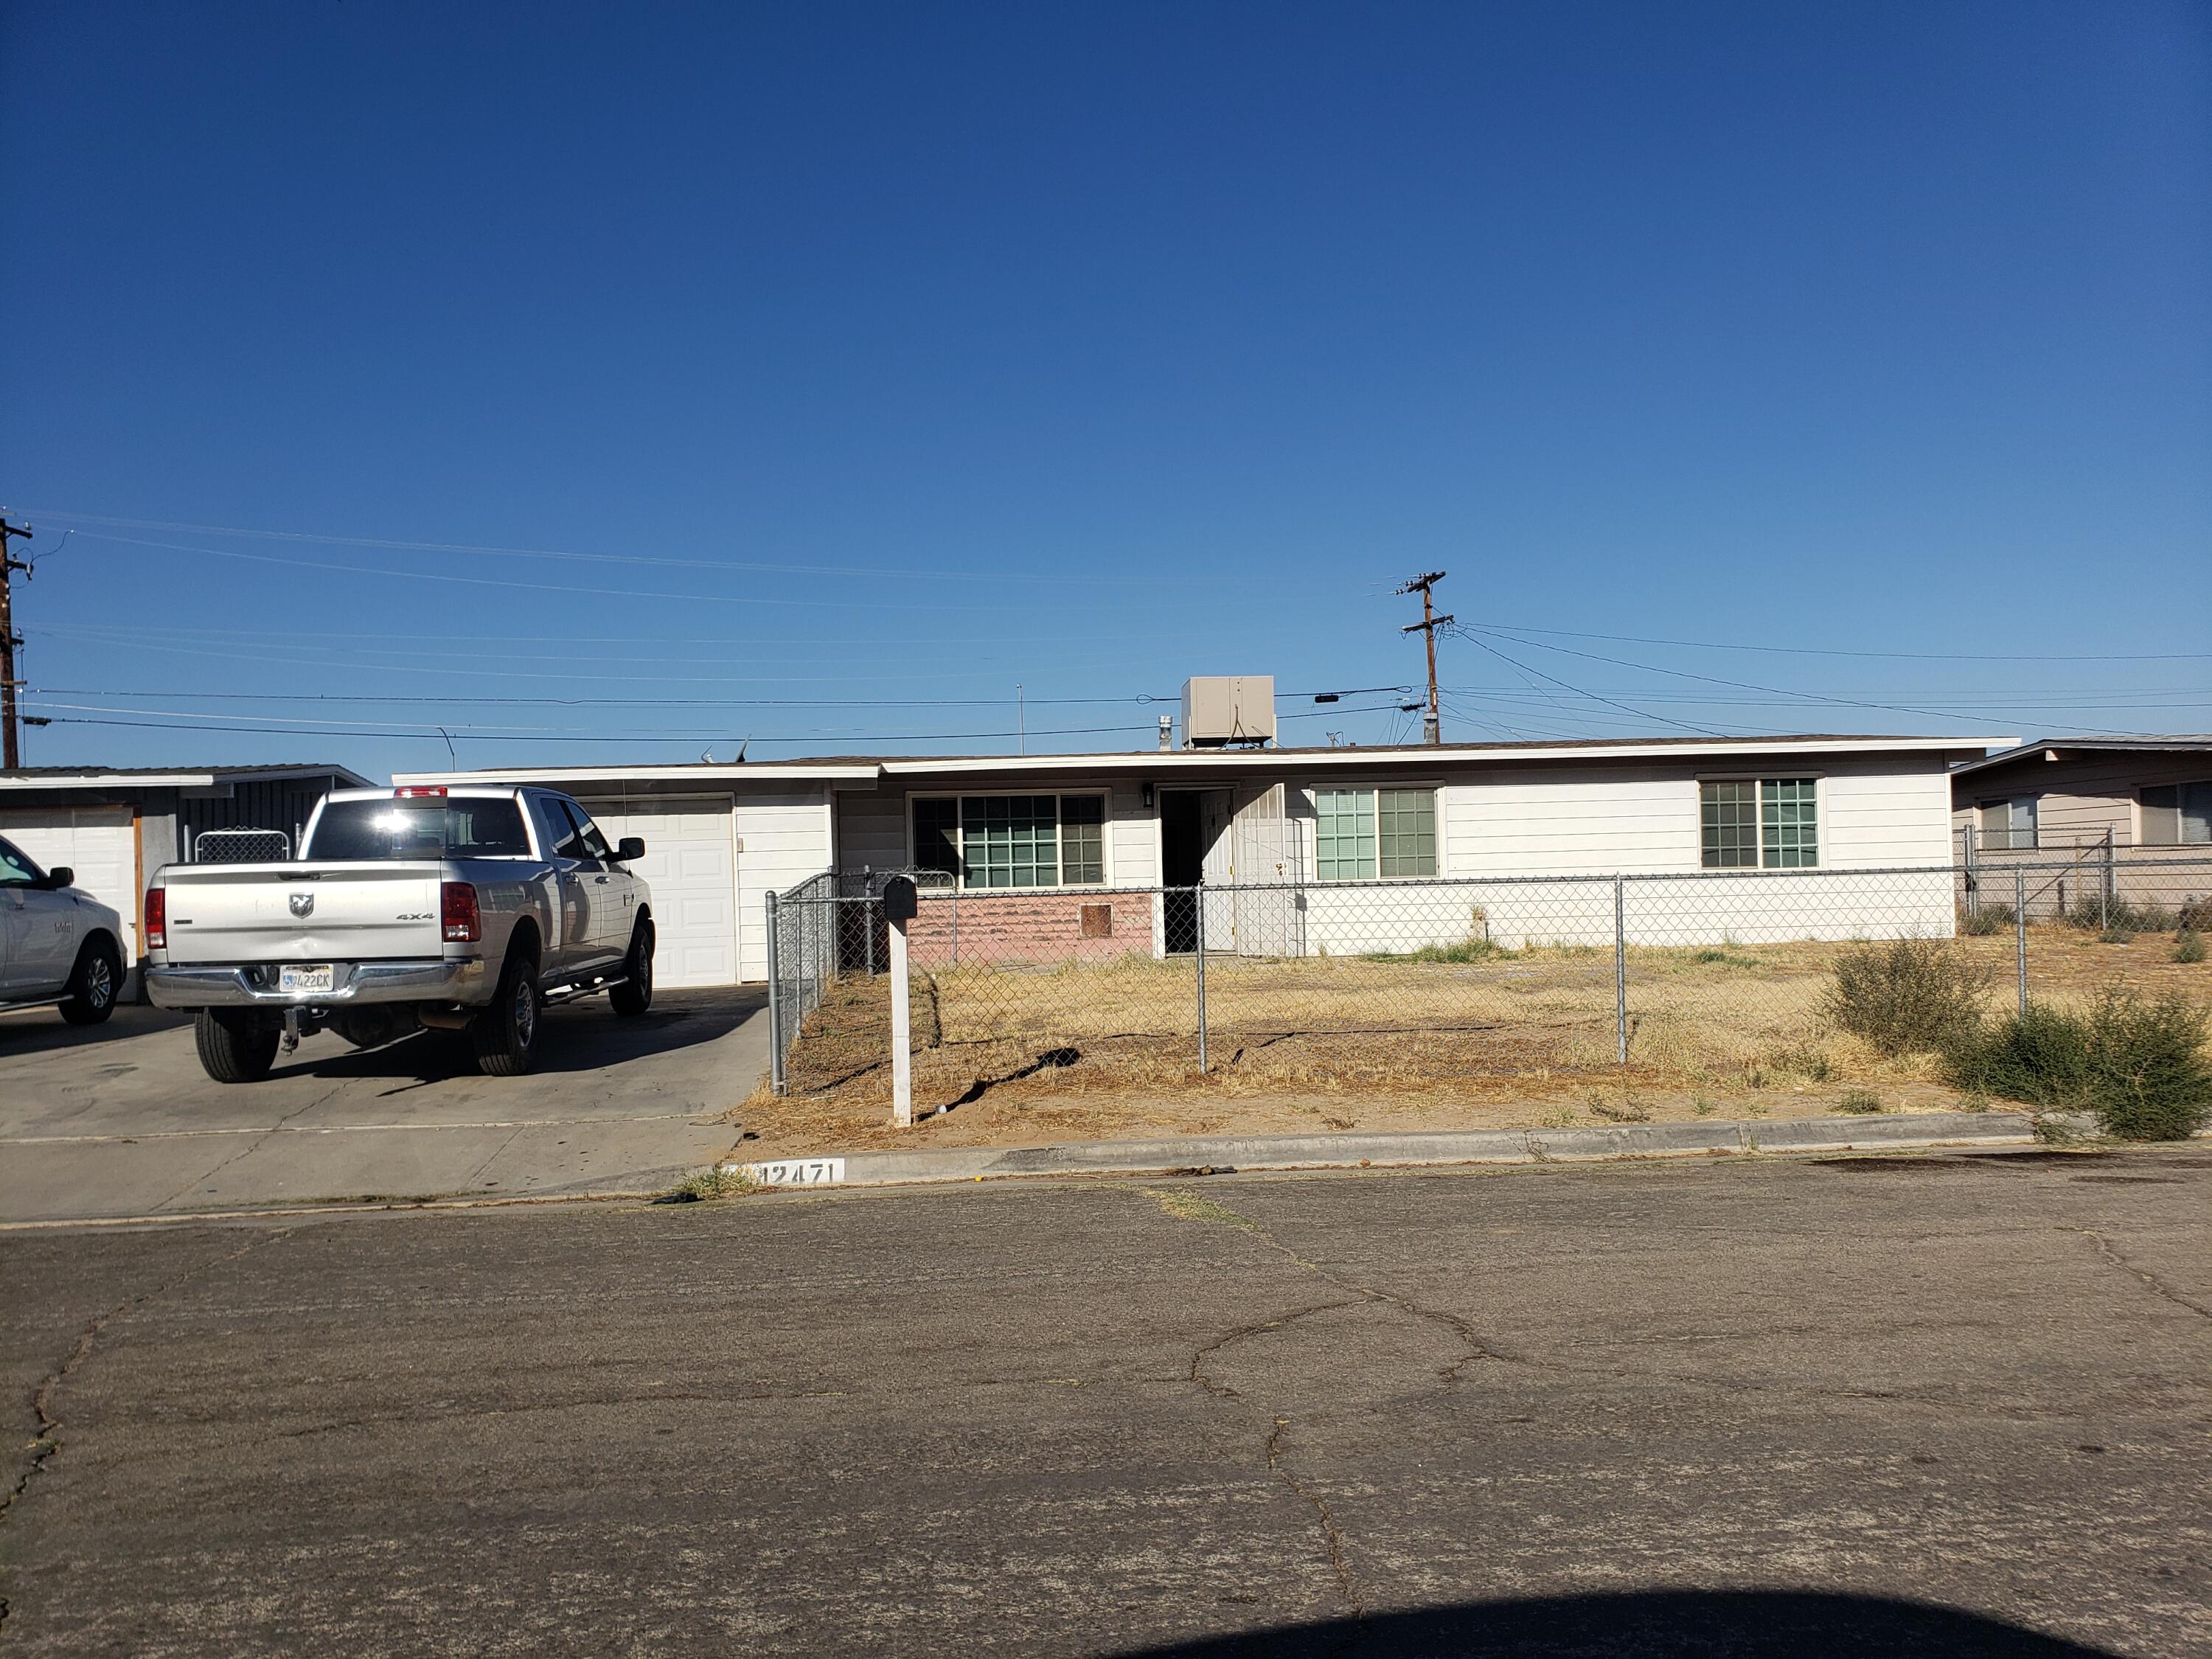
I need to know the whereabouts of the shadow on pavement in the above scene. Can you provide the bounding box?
[0,1002,193,1057]
[1112,1590,2113,1658]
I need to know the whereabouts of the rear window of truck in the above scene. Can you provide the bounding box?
[305,799,532,860]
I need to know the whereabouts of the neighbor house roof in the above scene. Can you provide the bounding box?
[1950,737,2212,779]
[0,762,375,790]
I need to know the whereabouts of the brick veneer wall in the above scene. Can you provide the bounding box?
[908,890,1156,966]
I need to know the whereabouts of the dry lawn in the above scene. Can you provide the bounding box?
[730,926,2212,1158]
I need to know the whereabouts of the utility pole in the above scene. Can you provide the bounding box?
[0,514,32,769]
[1397,571,1452,745]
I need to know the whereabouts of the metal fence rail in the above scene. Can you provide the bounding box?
[761,857,2212,1102]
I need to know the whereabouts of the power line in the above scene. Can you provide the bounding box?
[1481,622,2212,664]
[1454,625,2155,737]
[29,510,1161,587]
[1445,625,1728,737]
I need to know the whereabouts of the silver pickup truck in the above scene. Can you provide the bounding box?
[145,785,655,1082]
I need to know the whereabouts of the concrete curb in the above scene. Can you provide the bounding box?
[728,1109,2106,1189]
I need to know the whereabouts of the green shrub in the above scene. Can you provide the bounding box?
[1945,992,2212,1142]
[1824,938,1990,1057]
[2098,926,2136,945]
[1836,1090,1884,1115]
[2176,929,2207,965]
[2066,895,2174,933]
[1958,903,2016,936]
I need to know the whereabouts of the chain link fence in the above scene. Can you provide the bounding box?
[763,858,2212,1106]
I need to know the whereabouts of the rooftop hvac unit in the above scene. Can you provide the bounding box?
[1181,676,1276,748]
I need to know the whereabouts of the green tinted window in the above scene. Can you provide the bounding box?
[1700,781,1758,869]
[1761,779,1818,868]
[1316,789,1377,881]
[962,796,1058,888]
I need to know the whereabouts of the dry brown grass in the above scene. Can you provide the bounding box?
[730,929,2212,1158]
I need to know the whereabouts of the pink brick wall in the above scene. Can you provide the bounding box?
[909,891,1155,966]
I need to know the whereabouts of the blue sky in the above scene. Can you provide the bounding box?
[3,1,2206,779]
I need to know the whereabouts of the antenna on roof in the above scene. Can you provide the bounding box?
[734,738,749,763]
[700,748,714,764]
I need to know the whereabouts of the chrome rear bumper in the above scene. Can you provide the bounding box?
[146,958,487,1009]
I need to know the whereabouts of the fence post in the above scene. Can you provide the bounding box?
[1613,876,1628,1065]
[2102,830,2115,926]
[765,888,786,1095]
[2014,868,2028,1017]
[1962,822,1978,916]
[1194,887,1209,1074]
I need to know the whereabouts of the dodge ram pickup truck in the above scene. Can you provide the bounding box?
[145,785,655,1082]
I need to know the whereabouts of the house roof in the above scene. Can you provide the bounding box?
[1950,737,2212,779]
[397,734,2008,790]
[0,762,375,790]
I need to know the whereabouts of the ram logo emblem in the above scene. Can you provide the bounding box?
[289,892,315,919]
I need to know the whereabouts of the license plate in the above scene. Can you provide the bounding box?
[279,963,334,995]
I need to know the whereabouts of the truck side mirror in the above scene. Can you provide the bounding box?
[43,866,74,891]
[883,874,918,923]
[616,837,646,863]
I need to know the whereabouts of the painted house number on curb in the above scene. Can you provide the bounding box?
[728,1158,846,1187]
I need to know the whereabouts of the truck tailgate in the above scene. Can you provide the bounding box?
[161,863,446,964]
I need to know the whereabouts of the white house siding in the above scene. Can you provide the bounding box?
[736,788,836,980]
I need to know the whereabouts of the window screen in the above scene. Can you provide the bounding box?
[961,796,1059,888]
[1060,795,1106,884]
[1700,782,1759,869]
[2142,782,2212,846]
[1377,790,1437,877]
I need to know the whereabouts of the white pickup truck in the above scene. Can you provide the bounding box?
[145,785,655,1082]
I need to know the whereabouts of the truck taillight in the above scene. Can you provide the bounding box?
[440,881,481,943]
[395,785,448,799]
[145,888,167,950]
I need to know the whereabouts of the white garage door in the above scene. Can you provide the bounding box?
[577,798,737,988]
[0,807,139,964]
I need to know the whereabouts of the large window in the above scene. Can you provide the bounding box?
[1316,788,1436,880]
[1700,779,1818,869]
[911,794,1110,888]
[2141,781,2212,846]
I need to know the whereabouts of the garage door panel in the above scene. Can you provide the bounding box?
[578,800,737,989]
[0,808,138,964]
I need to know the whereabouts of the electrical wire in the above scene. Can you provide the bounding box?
[1444,626,1728,737]
[1481,622,2212,664]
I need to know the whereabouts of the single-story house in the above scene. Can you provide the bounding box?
[397,733,2000,984]
[1951,737,2212,853]
[0,762,372,990]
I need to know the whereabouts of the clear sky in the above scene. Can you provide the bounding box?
[3,1,2206,779]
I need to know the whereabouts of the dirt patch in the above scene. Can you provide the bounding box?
[732,931,2209,1158]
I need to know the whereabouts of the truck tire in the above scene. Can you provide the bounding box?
[610,919,655,1017]
[472,949,541,1077]
[58,938,123,1026]
[195,1010,280,1083]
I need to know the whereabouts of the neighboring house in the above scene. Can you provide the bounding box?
[0,763,372,994]
[1950,738,2212,854]
[399,733,1997,981]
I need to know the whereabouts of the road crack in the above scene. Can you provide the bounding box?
[1,1225,296,1627]
[2065,1225,2212,1321]
[155,1082,351,1210]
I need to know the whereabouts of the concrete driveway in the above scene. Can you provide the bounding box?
[0,989,765,1222]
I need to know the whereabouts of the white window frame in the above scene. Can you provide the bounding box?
[907,791,1114,890]
[1307,784,1441,882]
[2138,779,2212,848]
[1977,795,2039,852]
[1697,775,1823,869]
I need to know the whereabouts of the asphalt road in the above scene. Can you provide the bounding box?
[3,1147,2208,1655]
[0,990,763,1221]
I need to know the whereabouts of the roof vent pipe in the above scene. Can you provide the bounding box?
[1158,714,1174,752]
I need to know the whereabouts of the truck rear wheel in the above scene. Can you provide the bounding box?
[610,919,655,1017]
[195,1010,280,1084]
[472,950,540,1077]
